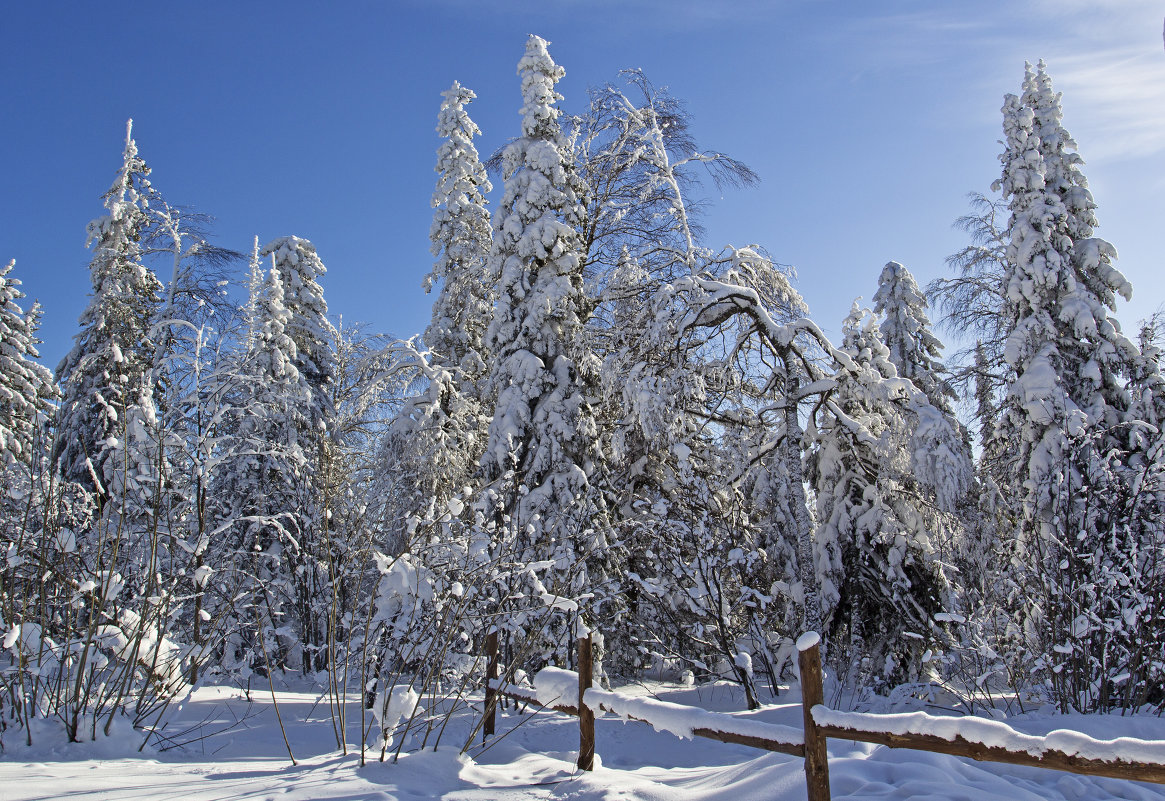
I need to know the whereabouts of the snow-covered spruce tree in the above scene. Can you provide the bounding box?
[0,273,56,576]
[0,260,55,467]
[477,35,615,666]
[58,123,183,726]
[992,61,1137,462]
[5,126,222,744]
[809,304,951,686]
[380,82,495,556]
[0,260,59,743]
[872,261,973,560]
[263,237,337,417]
[873,262,954,414]
[990,62,1156,711]
[369,86,499,705]
[425,81,495,391]
[264,236,339,674]
[211,264,301,671]
[54,120,164,504]
[242,236,265,350]
[1130,317,1165,438]
[212,237,339,673]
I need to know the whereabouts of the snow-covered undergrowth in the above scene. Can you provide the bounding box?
[4,679,1164,801]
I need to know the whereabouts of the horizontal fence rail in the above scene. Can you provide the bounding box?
[487,676,806,758]
[813,707,1165,785]
[481,630,1165,801]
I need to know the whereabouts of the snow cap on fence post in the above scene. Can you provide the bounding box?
[796,631,820,652]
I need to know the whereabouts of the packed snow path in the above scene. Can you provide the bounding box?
[3,682,1165,800]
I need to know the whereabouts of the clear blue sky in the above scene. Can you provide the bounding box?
[2,1,1162,371]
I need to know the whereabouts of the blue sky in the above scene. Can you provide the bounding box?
[2,1,1163,370]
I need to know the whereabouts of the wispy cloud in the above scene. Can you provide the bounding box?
[1015,0,1165,159]
[1048,46,1165,160]
[837,1,1165,160]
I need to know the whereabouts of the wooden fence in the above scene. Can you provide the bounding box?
[481,630,1165,801]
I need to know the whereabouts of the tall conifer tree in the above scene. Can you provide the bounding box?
[425,81,494,389]
[54,120,164,502]
[381,82,495,550]
[480,36,612,658]
[873,261,954,413]
[991,63,1137,499]
[990,63,1153,710]
[810,304,949,684]
[0,260,55,466]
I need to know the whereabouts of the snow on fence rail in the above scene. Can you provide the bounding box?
[498,665,807,757]
[481,630,1165,801]
[812,705,1165,784]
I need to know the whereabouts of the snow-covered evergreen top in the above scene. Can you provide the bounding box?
[78,119,163,318]
[0,260,55,465]
[840,301,900,385]
[260,236,336,391]
[486,34,587,368]
[54,120,164,491]
[425,81,494,384]
[1022,62,1132,314]
[431,82,492,211]
[261,236,328,310]
[479,35,600,546]
[517,35,566,141]
[873,261,953,412]
[253,266,300,384]
[837,299,971,516]
[995,64,1136,432]
[1024,62,1094,245]
[84,120,153,258]
[243,235,265,350]
[222,262,315,526]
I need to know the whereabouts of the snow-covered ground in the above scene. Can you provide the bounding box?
[4,680,1165,801]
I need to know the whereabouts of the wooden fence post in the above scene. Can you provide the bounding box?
[578,631,595,771]
[798,632,831,801]
[483,629,499,741]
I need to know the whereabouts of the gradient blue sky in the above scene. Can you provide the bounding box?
[2,1,1163,370]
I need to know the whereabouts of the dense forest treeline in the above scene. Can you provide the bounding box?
[1,36,1162,750]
